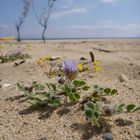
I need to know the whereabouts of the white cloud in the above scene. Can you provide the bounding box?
[101,0,117,3]
[60,23,140,37]
[51,7,87,19]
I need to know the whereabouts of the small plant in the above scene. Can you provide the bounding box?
[17,59,140,129]
[0,52,30,63]
[84,102,101,127]
[115,103,140,113]
[17,81,61,107]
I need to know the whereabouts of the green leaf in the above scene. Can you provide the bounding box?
[127,104,136,112]
[47,99,61,107]
[50,83,56,91]
[64,84,71,94]
[41,91,50,97]
[33,81,37,85]
[46,83,51,90]
[82,85,91,90]
[104,88,111,95]
[92,115,100,128]
[94,102,100,112]
[32,82,45,91]
[84,102,94,110]
[99,87,104,93]
[93,85,99,89]
[133,106,140,112]
[74,93,80,100]
[116,103,126,113]
[17,83,26,92]
[79,80,86,86]
[68,92,77,102]
[111,89,117,95]
[72,80,80,87]
[17,83,29,95]
[28,95,43,102]
[94,112,99,118]
[85,110,93,118]
[72,80,86,87]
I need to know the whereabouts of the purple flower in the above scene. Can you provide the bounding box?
[62,60,78,81]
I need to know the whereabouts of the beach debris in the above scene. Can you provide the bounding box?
[80,57,87,60]
[90,51,94,62]
[102,132,113,140]
[93,47,114,53]
[39,137,48,140]
[119,74,129,82]
[14,60,26,66]
[2,83,11,89]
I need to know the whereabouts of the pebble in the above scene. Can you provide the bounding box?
[2,83,11,88]
[88,73,94,78]
[119,74,129,82]
[104,106,115,116]
[102,132,113,140]
[39,137,48,140]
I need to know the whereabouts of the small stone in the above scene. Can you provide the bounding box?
[102,132,113,140]
[80,57,87,60]
[104,106,115,116]
[2,83,11,88]
[14,60,25,66]
[39,137,48,140]
[88,73,94,78]
[119,74,129,82]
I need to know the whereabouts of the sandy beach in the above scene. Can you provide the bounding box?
[0,39,140,140]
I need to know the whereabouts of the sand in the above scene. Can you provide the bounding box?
[0,39,140,140]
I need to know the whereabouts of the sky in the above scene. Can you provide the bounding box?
[0,0,140,38]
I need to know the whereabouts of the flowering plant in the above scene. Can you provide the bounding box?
[17,59,140,129]
[62,60,78,81]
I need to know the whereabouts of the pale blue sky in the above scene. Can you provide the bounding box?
[0,0,140,38]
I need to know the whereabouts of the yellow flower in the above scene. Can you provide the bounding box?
[0,46,4,48]
[93,60,101,72]
[94,65,101,72]
[77,63,83,72]
[94,60,100,65]
[36,59,43,66]
[41,56,50,61]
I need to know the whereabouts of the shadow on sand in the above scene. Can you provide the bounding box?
[71,118,112,140]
